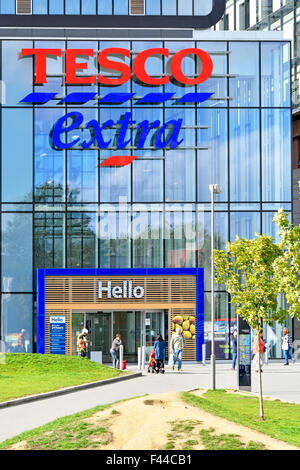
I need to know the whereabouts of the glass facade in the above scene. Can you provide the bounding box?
[0,38,292,359]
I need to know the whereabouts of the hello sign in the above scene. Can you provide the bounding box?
[20,47,214,166]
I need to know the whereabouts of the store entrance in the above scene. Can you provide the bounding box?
[71,310,166,363]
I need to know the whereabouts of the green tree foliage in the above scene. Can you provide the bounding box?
[273,209,300,320]
[213,234,286,420]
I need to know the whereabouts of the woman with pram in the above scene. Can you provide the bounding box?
[153,333,166,374]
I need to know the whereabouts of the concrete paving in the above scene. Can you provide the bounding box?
[0,361,299,444]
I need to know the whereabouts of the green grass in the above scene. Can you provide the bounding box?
[199,428,265,451]
[181,390,300,448]
[0,395,146,450]
[0,353,128,403]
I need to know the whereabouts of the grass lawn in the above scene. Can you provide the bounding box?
[0,353,128,403]
[181,390,300,448]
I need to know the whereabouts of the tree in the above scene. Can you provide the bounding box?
[213,234,286,420]
[273,196,300,320]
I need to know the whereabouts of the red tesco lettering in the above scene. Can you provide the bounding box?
[21,47,213,86]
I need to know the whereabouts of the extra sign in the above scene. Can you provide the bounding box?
[20,47,214,166]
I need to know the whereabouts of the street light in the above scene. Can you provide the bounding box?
[209,184,222,390]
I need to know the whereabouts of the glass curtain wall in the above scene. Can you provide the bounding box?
[0,39,291,358]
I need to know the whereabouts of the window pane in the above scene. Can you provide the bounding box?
[204,292,230,360]
[165,151,196,202]
[146,0,160,14]
[2,294,33,353]
[49,0,64,14]
[230,212,261,240]
[261,42,291,107]
[34,213,65,269]
[100,164,131,202]
[114,0,128,14]
[68,150,98,203]
[132,212,163,267]
[229,42,259,106]
[98,0,112,14]
[100,211,130,268]
[198,109,228,202]
[133,160,163,202]
[2,213,33,292]
[82,0,97,14]
[230,109,260,202]
[33,0,47,13]
[2,40,33,106]
[35,108,65,204]
[178,0,192,15]
[0,0,15,13]
[67,213,97,268]
[2,109,33,203]
[262,109,291,202]
[165,211,196,267]
[66,0,80,14]
[162,0,176,15]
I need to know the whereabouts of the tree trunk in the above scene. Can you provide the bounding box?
[257,329,264,421]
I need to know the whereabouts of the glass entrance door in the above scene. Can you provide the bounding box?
[113,311,142,363]
[143,311,165,360]
[86,312,112,362]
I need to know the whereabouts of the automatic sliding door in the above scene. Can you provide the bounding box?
[113,311,141,362]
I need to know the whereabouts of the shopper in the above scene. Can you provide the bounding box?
[253,331,265,372]
[282,328,293,365]
[110,333,122,369]
[77,328,88,358]
[154,333,166,374]
[231,331,238,370]
[170,327,185,371]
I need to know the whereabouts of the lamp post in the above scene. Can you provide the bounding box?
[209,184,222,390]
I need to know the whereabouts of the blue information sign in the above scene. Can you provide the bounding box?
[50,316,66,355]
[238,317,251,391]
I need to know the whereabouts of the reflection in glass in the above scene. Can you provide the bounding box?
[165,211,196,267]
[230,212,260,241]
[261,42,290,108]
[67,213,97,268]
[34,213,65,269]
[204,292,230,360]
[2,294,33,353]
[230,109,260,202]
[133,160,163,202]
[166,151,196,202]
[100,211,130,268]
[2,109,33,203]
[2,213,33,292]
[262,109,291,202]
[198,109,228,202]
[132,211,163,267]
[68,150,98,203]
[229,42,259,106]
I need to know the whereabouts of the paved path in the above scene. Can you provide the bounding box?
[0,361,299,443]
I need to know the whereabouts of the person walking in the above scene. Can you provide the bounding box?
[282,327,293,365]
[231,331,238,370]
[154,333,166,374]
[170,327,185,371]
[110,333,122,369]
[253,330,265,372]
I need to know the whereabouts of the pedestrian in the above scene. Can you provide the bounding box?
[77,328,88,358]
[154,333,166,374]
[231,330,238,370]
[282,327,293,365]
[170,327,185,371]
[17,329,26,353]
[110,333,122,369]
[253,330,265,372]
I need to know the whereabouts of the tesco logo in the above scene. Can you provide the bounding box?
[21,47,213,87]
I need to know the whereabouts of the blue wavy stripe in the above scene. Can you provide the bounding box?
[136,93,175,104]
[60,92,98,103]
[177,92,214,103]
[20,92,57,103]
[99,93,136,103]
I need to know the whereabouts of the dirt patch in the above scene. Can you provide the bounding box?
[85,391,298,450]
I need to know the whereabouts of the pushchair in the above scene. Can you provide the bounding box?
[147,350,156,373]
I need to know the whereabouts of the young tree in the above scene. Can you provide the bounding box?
[213,234,285,420]
[273,207,300,320]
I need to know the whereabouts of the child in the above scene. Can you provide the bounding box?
[147,349,156,373]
